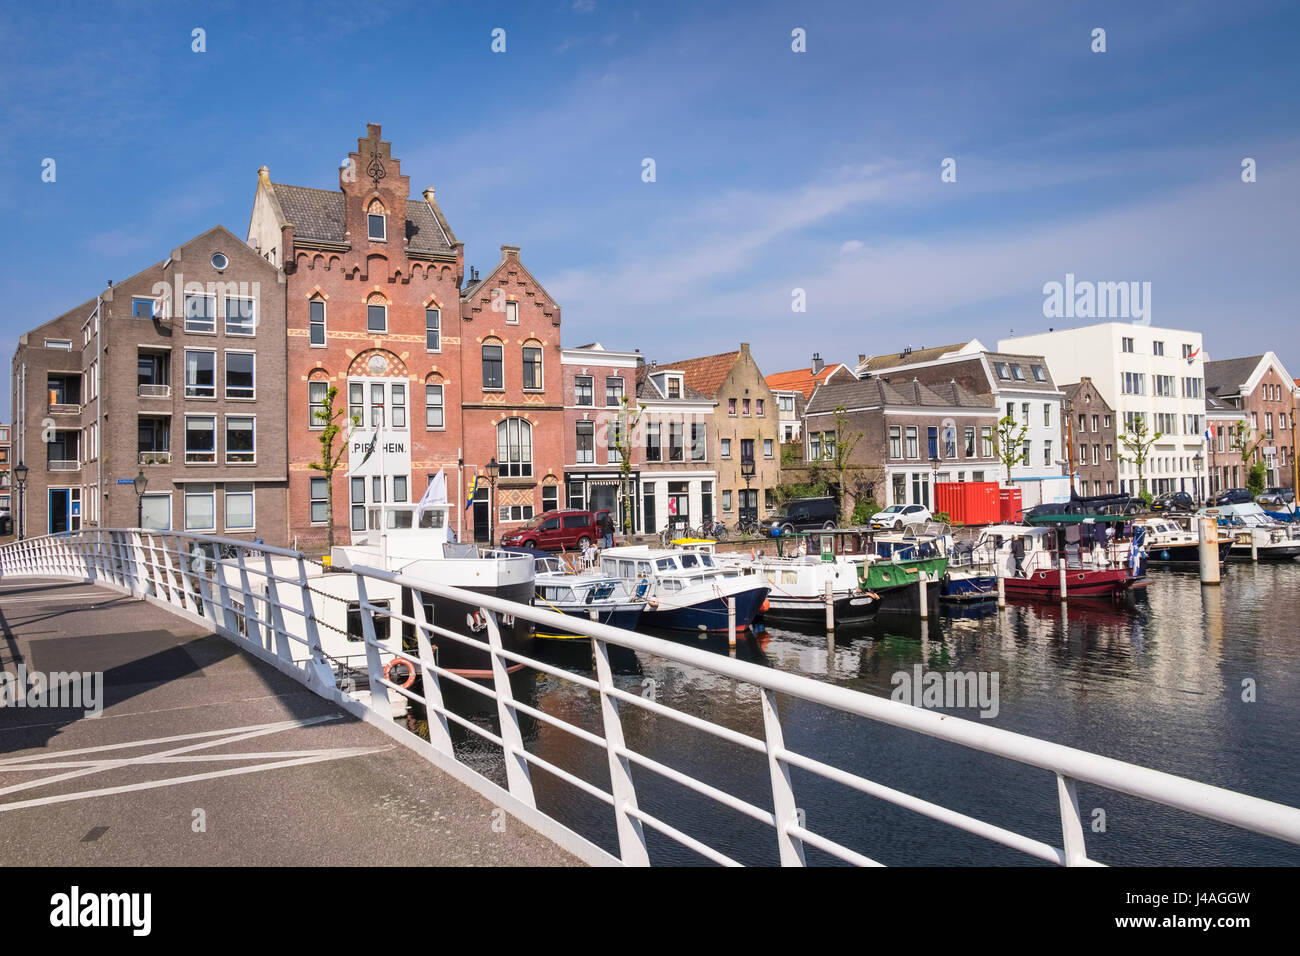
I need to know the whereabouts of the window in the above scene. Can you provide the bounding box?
[693,424,708,461]
[1122,337,1134,353]
[728,398,737,416]
[225,484,255,530]
[185,293,216,333]
[425,309,441,351]
[646,422,662,461]
[368,212,386,241]
[994,363,1010,380]
[393,476,408,503]
[1010,365,1024,381]
[722,490,732,511]
[185,416,216,463]
[225,417,255,463]
[1031,365,1046,382]
[44,338,72,349]
[1155,375,1175,397]
[225,296,255,335]
[505,300,519,325]
[1043,441,1052,466]
[542,484,559,512]
[575,376,593,406]
[349,383,364,424]
[824,434,836,460]
[140,494,171,531]
[608,420,622,463]
[667,377,681,399]
[763,438,774,459]
[1182,377,1203,399]
[132,297,156,319]
[309,300,326,346]
[756,399,764,417]
[928,426,939,459]
[808,434,820,460]
[1092,444,1100,466]
[370,383,385,427]
[351,477,365,531]
[1153,340,1165,356]
[742,399,751,416]
[522,346,543,390]
[225,352,255,399]
[496,418,532,477]
[1022,403,1030,424]
[576,422,595,463]
[483,344,504,389]
[1122,372,1145,395]
[425,385,444,429]
[605,377,624,406]
[1021,441,1031,465]
[889,425,902,459]
[964,426,975,457]
[905,426,918,458]
[1103,415,1112,428]
[740,438,755,463]
[310,477,329,524]
[778,395,794,414]
[367,303,387,334]
[184,350,215,398]
[391,384,406,428]
[668,422,684,462]
[184,485,216,531]
[981,426,993,457]
[1043,404,1051,427]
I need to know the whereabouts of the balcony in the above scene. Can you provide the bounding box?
[48,460,80,472]
[48,402,81,415]
[139,451,172,465]
[139,384,172,399]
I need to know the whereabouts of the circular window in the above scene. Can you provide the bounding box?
[211,253,229,270]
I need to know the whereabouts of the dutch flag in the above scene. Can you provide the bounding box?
[1203,427,1214,442]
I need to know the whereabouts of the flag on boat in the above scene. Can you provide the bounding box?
[465,473,480,509]
[416,468,447,525]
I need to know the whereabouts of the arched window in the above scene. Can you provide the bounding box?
[522,339,543,390]
[366,293,387,334]
[367,200,386,241]
[497,418,532,477]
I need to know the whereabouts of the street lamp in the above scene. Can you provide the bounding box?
[485,457,500,546]
[133,469,149,528]
[930,454,941,510]
[740,458,756,525]
[14,461,28,541]
[1193,453,1203,507]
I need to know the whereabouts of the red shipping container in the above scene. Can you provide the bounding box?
[935,481,1000,524]
[999,487,1023,523]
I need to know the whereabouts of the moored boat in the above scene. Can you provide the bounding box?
[1135,516,1234,565]
[976,518,1140,600]
[598,546,769,633]
[527,553,646,639]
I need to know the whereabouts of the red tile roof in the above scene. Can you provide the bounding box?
[765,364,846,399]
[658,350,741,398]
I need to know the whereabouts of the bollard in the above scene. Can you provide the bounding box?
[918,570,928,620]
[727,597,737,648]
[1058,557,1067,602]
[996,559,1006,608]
[1251,534,1258,562]
[825,579,835,634]
[1199,515,1221,585]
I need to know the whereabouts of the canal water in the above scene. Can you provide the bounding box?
[447,564,1300,866]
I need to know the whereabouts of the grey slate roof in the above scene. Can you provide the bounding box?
[271,183,453,256]
[1204,356,1263,399]
[861,343,968,372]
[807,377,992,415]
[982,352,1058,391]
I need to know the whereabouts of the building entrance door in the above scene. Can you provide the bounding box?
[472,487,490,543]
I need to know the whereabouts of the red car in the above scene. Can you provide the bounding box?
[500,509,599,551]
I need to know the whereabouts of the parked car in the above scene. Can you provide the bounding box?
[1258,488,1295,507]
[499,509,599,551]
[767,496,839,536]
[1151,491,1195,513]
[1213,488,1255,506]
[869,504,932,530]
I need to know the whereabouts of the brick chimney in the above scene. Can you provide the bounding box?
[811,352,824,375]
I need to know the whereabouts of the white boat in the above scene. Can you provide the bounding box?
[1134,516,1234,565]
[598,546,770,633]
[699,540,878,627]
[1203,503,1300,560]
[526,553,647,638]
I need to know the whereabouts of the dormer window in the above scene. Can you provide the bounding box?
[994,362,1010,380]
[367,201,387,241]
[667,376,681,398]
[1031,364,1046,382]
[1010,365,1024,381]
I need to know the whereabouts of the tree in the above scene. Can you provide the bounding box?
[991,415,1029,485]
[827,406,865,524]
[611,397,646,534]
[307,385,359,555]
[1228,421,1266,485]
[1118,415,1162,496]
[1247,460,1268,496]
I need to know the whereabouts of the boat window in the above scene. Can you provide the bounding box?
[346,600,390,643]
[387,510,414,529]
[619,559,635,577]
[656,558,676,571]
[591,583,616,601]
[636,561,652,575]
[680,553,699,569]
[418,509,446,529]
[782,570,799,586]
[663,579,682,592]
[698,554,715,567]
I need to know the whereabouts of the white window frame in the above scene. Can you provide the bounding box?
[505,300,519,325]
[224,350,256,400]
[185,415,217,464]
[225,415,256,465]
[308,381,329,430]
[224,484,256,532]
[367,302,388,334]
[368,212,386,241]
[225,295,256,336]
[309,477,330,525]
[184,484,217,532]
[184,292,218,334]
[309,299,327,347]
[426,308,441,352]
[184,349,217,399]
[522,344,544,391]
[425,384,445,430]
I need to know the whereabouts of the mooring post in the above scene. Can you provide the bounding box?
[918,570,928,619]
[1059,557,1067,602]
[727,597,737,648]
[995,556,1006,608]
[1199,515,1221,585]
[824,578,835,634]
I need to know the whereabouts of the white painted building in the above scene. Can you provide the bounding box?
[1000,323,1208,496]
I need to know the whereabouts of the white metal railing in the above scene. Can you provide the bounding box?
[2,528,1299,867]
[138,384,171,398]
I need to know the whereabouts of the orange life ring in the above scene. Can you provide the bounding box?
[384,656,416,688]
[760,598,770,613]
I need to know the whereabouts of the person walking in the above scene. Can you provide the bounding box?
[599,511,615,550]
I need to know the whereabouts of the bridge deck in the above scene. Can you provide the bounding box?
[0,577,578,866]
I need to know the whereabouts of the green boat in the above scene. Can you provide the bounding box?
[859,555,948,613]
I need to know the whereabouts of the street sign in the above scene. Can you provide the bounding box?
[116,478,135,485]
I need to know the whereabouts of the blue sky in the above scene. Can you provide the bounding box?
[2,0,1297,417]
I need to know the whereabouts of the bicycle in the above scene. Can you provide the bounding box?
[734,515,762,538]
[697,518,728,542]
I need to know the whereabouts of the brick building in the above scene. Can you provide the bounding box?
[1204,352,1296,493]
[660,344,779,524]
[0,423,10,519]
[805,376,999,511]
[11,226,289,541]
[635,362,718,534]
[1059,377,1118,496]
[247,124,566,548]
[764,353,853,443]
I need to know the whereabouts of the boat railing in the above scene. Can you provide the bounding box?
[3,527,1298,867]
